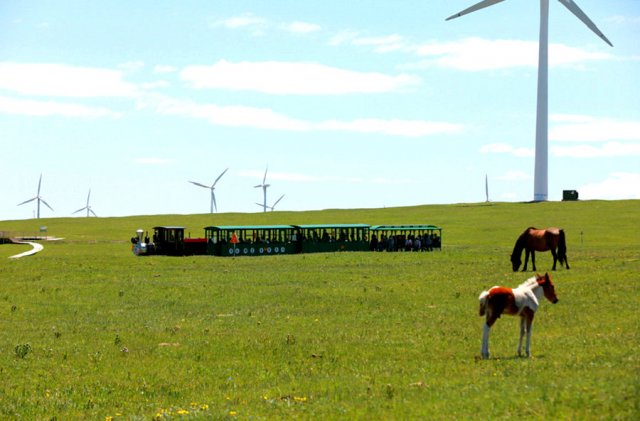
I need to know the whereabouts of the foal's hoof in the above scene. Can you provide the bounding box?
[481,353,489,360]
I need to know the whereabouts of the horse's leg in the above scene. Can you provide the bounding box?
[522,249,529,271]
[551,248,558,270]
[481,323,491,359]
[524,312,535,357]
[517,316,525,356]
[482,311,498,359]
[564,254,570,269]
[530,250,536,271]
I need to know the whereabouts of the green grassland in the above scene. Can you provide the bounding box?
[1,200,638,420]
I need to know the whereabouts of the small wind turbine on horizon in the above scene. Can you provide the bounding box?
[189,168,228,213]
[485,174,490,203]
[17,173,54,219]
[73,189,97,217]
[256,194,285,212]
[447,0,612,202]
[254,166,271,213]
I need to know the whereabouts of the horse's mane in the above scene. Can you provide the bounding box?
[517,276,539,290]
[511,228,532,256]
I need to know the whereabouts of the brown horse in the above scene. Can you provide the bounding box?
[510,227,570,272]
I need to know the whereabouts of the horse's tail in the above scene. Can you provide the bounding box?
[478,290,489,316]
[558,229,567,264]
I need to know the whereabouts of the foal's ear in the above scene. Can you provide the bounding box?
[544,272,551,281]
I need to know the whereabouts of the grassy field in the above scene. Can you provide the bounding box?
[1,200,638,420]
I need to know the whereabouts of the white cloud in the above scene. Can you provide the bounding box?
[118,61,145,73]
[153,65,177,74]
[550,115,640,142]
[318,119,462,137]
[147,95,460,137]
[552,142,640,158]
[180,60,420,95]
[351,34,407,53]
[213,15,321,36]
[328,30,360,46]
[150,96,310,131]
[281,21,322,34]
[579,173,640,200]
[0,95,121,118]
[134,157,172,165]
[212,14,267,30]
[496,170,531,181]
[606,15,640,26]
[0,63,137,97]
[480,143,534,157]
[411,37,612,71]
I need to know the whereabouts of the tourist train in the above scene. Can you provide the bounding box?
[131,224,442,257]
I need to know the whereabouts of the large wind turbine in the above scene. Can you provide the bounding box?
[189,168,228,213]
[17,174,54,219]
[254,166,270,213]
[447,0,612,201]
[73,189,97,217]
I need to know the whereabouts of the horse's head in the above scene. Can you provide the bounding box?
[510,253,522,272]
[538,272,559,304]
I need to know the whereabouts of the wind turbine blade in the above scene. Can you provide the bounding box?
[40,199,54,212]
[262,166,268,184]
[558,0,613,47]
[86,190,91,206]
[89,209,97,217]
[37,174,42,195]
[17,197,37,206]
[189,181,210,189]
[73,207,86,214]
[446,0,506,21]
[273,194,285,207]
[213,168,229,186]
[254,184,263,188]
[212,191,218,212]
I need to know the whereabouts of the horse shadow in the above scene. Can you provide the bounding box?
[474,354,547,362]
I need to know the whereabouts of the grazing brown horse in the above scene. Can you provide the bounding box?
[510,227,570,272]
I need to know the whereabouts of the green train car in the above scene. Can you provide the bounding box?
[132,224,442,257]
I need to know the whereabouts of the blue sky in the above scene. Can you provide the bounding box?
[1,0,639,220]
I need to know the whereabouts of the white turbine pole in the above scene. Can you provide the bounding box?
[447,0,612,202]
[534,0,549,202]
[485,174,489,202]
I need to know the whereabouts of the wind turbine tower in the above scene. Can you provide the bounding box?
[447,0,612,202]
[254,166,271,213]
[17,173,54,219]
[189,168,229,213]
[485,174,490,203]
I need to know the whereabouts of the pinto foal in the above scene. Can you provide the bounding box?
[479,273,558,359]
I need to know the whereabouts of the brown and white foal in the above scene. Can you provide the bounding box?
[479,272,558,359]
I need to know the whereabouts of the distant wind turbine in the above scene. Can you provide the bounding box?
[73,189,97,217]
[256,194,285,212]
[447,0,612,202]
[485,174,490,203]
[17,173,54,219]
[254,166,271,213]
[189,168,228,213]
